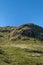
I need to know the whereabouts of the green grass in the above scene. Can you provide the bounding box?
[0,36,43,65]
[0,60,9,65]
[0,44,43,65]
[0,24,43,65]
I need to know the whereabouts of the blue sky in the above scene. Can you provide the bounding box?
[0,0,43,27]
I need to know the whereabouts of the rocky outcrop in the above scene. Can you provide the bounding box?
[20,28,32,36]
[12,27,36,39]
[19,28,35,38]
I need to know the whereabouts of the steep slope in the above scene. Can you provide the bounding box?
[0,23,43,42]
[10,23,43,41]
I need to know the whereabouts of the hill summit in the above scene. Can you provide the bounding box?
[0,23,43,42]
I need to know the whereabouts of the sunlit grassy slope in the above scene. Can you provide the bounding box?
[0,23,43,65]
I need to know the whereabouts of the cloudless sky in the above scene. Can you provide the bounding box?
[0,0,43,27]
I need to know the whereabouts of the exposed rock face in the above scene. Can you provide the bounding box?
[19,28,35,37]
[21,29,32,37]
[12,27,36,38]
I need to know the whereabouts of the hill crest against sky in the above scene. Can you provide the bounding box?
[0,23,43,28]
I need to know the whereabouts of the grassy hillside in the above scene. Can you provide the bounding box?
[0,23,43,65]
[0,23,43,42]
